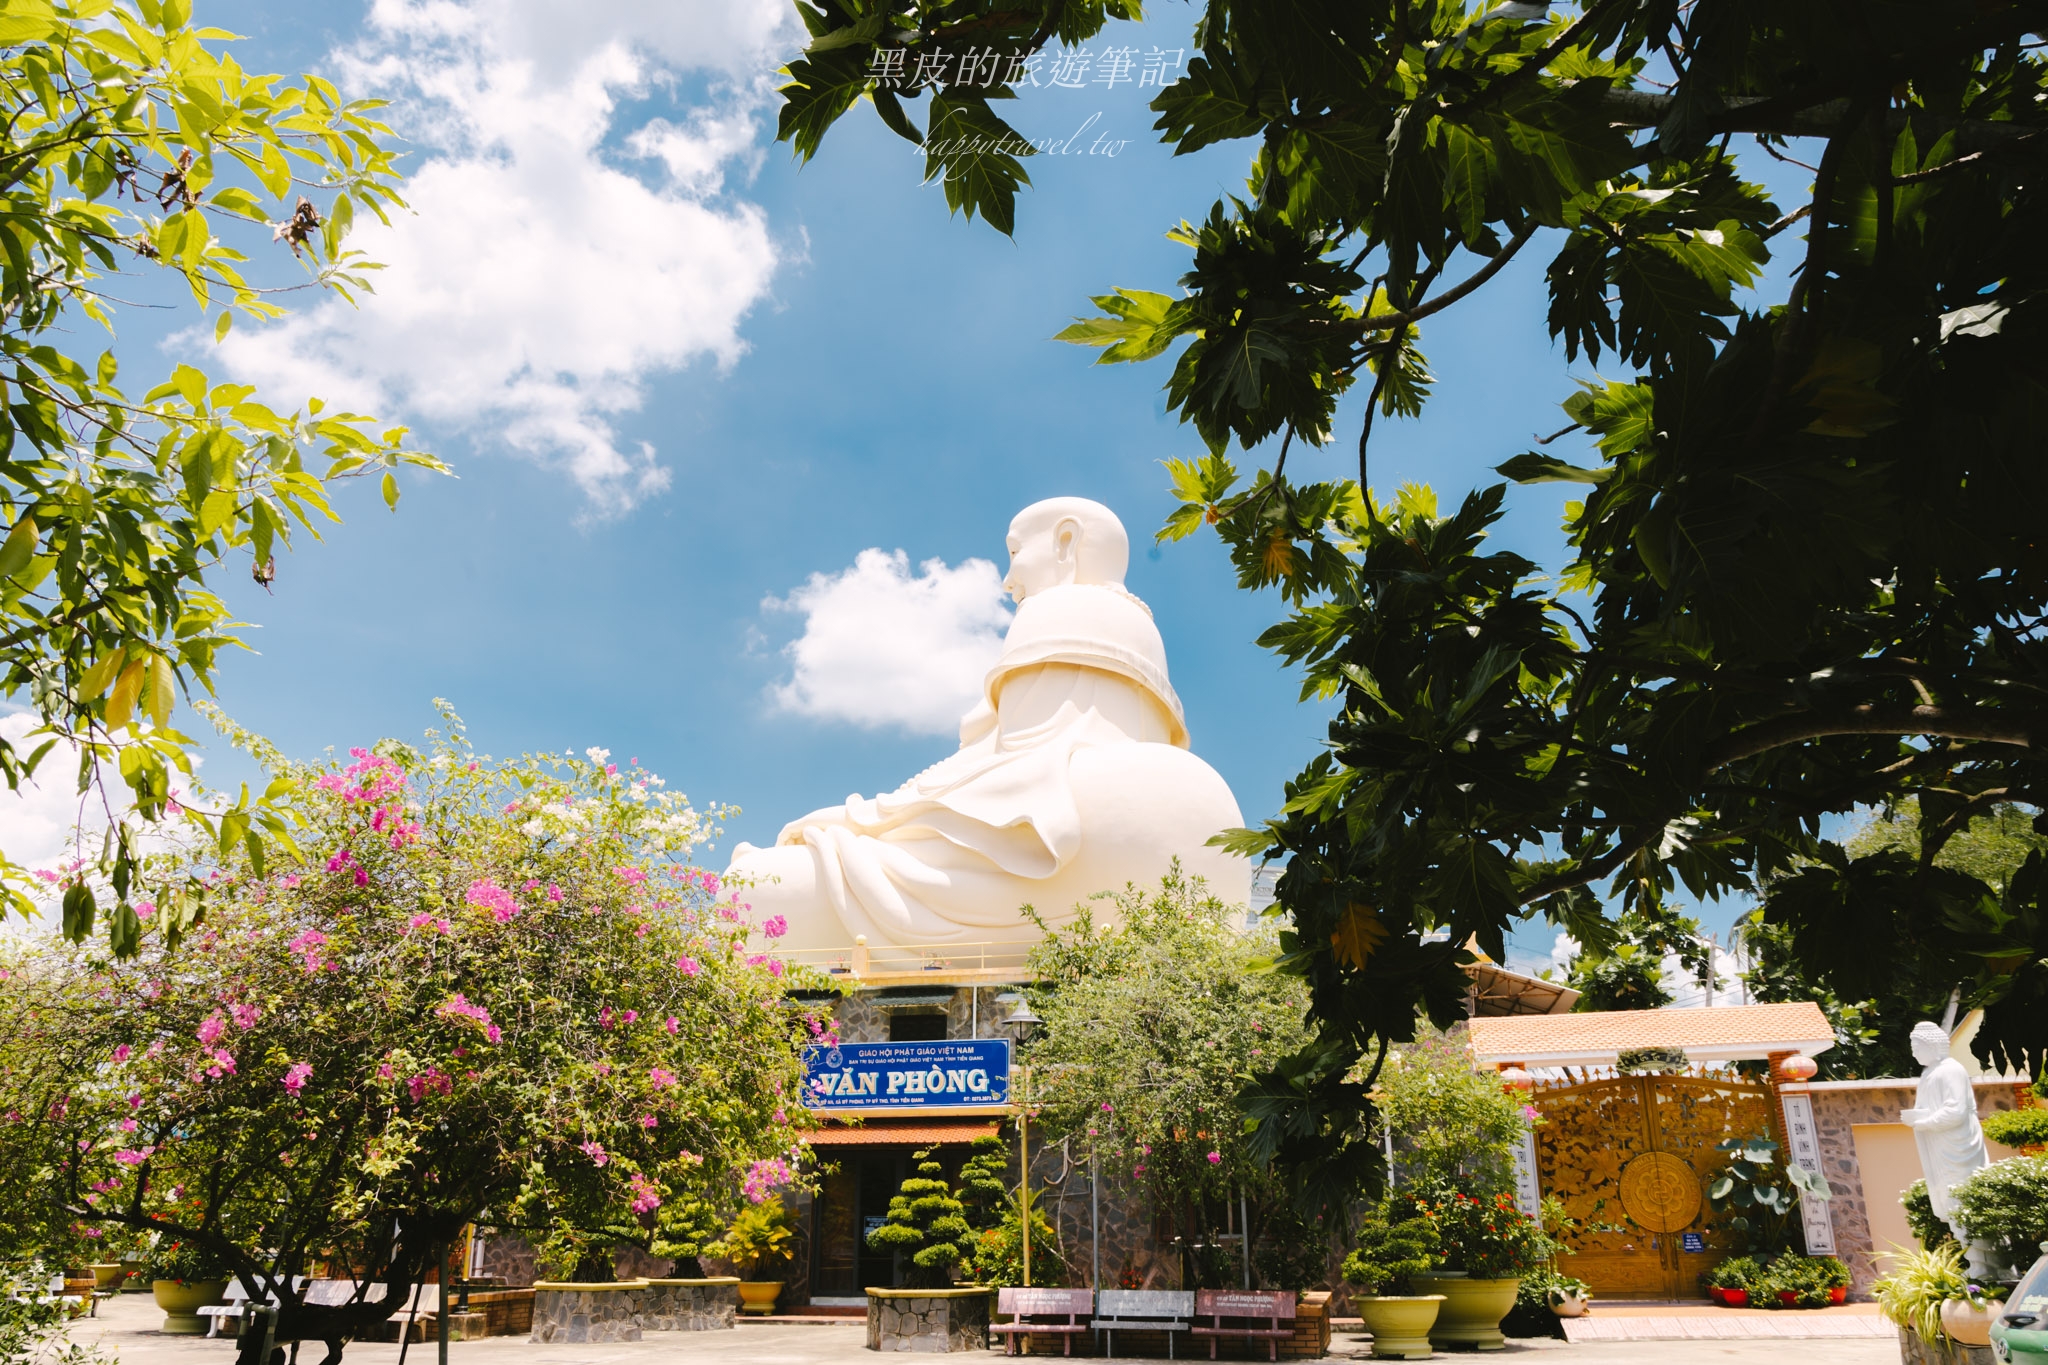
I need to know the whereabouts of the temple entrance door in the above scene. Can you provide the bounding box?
[811,1150,910,1296]
[1530,1071,1776,1299]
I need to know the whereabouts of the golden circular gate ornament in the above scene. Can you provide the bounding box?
[1618,1151,1702,1233]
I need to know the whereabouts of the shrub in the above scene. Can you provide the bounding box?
[1951,1155,2048,1270]
[0,1266,107,1365]
[1903,1179,1957,1251]
[1707,1136,1801,1254]
[1983,1110,2048,1151]
[147,1240,232,1285]
[1341,1217,1439,1295]
[1874,1243,1970,1341]
[867,1149,974,1288]
[1502,1269,1587,1339]
[1375,1028,1536,1196]
[1391,1189,1555,1280]
[1756,1253,1850,1307]
[1700,1256,1763,1292]
[960,1185,1066,1289]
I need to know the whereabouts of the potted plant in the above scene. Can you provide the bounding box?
[711,1199,793,1315]
[1398,1190,1556,1351]
[1941,1281,2009,1346]
[149,1238,232,1335]
[1700,1256,1760,1306]
[1953,1153,2048,1275]
[1341,1216,1445,1359]
[1875,1243,1970,1346]
[1756,1252,1850,1307]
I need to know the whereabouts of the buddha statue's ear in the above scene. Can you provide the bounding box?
[1052,516,1084,578]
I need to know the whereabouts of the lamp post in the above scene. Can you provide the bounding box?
[1004,996,1043,1287]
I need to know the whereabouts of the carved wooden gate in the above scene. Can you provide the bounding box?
[1530,1072,1776,1299]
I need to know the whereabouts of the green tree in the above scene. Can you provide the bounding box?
[777,0,2048,1202]
[1375,1024,1529,1195]
[0,709,811,1364]
[1744,800,2048,1077]
[1023,870,1312,1277]
[1560,904,1713,1011]
[0,0,443,946]
[866,1148,974,1288]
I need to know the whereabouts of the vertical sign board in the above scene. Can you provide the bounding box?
[1510,1127,1542,1217]
[1779,1093,1837,1254]
[802,1039,1012,1110]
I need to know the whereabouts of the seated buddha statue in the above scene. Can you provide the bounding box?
[726,497,1248,951]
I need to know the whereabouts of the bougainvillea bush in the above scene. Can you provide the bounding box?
[0,707,819,1363]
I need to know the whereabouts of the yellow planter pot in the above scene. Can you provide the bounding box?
[90,1264,125,1291]
[153,1279,228,1335]
[1356,1295,1444,1360]
[1411,1273,1521,1351]
[737,1282,782,1316]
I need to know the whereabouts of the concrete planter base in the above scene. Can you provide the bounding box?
[866,1287,991,1353]
[530,1280,651,1343]
[645,1279,741,1331]
[1897,1324,1999,1365]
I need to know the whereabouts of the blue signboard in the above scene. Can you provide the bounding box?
[803,1039,1012,1110]
[1680,1232,1705,1253]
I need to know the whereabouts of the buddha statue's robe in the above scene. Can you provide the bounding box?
[1906,1054,1990,1228]
[728,583,1247,951]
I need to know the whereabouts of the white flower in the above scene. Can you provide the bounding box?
[585,747,611,764]
[521,819,544,838]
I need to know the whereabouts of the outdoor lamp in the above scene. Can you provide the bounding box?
[1003,997,1043,1038]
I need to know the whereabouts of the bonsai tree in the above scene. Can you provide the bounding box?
[0,710,815,1364]
[710,1200,794,1283]
[866,1149,973,1288]
[1342,1217,1439,1297]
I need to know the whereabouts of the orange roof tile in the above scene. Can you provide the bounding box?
[1466,1002,1834,1064]
[801,1121,999,1146]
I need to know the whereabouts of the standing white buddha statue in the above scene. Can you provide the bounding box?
[727,497,1249,951]
[1901,1020,1994,1275]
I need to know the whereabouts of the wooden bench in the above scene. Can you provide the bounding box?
[1093,1289,1194,1359]
[991,1288,1095,1357]
[1189,1290,1295,1362]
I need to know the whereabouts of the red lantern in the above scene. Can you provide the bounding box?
[1778,1053,1819,1082]
[1498,1066,1536,1091]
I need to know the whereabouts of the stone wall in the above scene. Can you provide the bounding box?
[528,1280,739,1342]
[530,1283,649,1344]
[1807,1081,2024,1299]
[867,1291,991,1352]
[474,1232,536,1287]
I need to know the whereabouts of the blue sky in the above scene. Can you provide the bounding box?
[11,0,1823,970]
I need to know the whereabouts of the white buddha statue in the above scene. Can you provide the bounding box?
[1901,1020,1993,1274]
[727,497,1248,952]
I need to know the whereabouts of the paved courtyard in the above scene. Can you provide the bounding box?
[68,1295,1905,1365]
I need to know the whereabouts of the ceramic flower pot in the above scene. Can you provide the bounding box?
[1412,1272,1521,1351]
[119,1260,149,1292]
[1829,1286,1846,1305]
[91,1264,125,1291]
[1356,1295,1444,1359]
[1941,1298,1999,1347]
[1714,1288,1749,1307]
[153,1279,229,1335]
[737,1281,782,1316]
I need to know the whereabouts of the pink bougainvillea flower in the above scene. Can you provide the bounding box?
[133,900,153,919]
[113,1148,152,1166]
[196,1014,227,1046]
[762,915,788,940]
[1207,1151,1222,1165]
[676,955,701,977]
[664,1016,679,1035]
[485,1024,502,1044]
[325,849,353,873]
[640,1114,658,1130]
[579,1141,609,1166]
[649,1067,678,1089]
[353,866,369,888]
[698,872,721,895]
[605,764,618,778]
[119,1117,138,1132]
[111,1044,130,1063]
[620,1009,639,1025]
[742,1156,794,1203]
[206,1049,237,1078]
[230,1002,261,1030]
[546,883,563,902]
[279,876,301,889]
[615,866,647,886]
[598,1006,615,1029]
[283,1062,313,1096]
[628,1171,660,1212]
[407,913,451,935]
[465,878,520,923]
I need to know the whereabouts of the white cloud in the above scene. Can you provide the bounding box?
[214,0,794,517]
[765,550,1014,736]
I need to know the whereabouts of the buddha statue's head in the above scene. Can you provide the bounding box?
[1910,1020,1950,1068]
[1002,497,1130,602]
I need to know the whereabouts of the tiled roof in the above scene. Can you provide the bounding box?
[1467,1002,1834,1063]
[802,1121,999,1146]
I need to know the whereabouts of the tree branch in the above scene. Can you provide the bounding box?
[1337,220,1541,337]
[1705,705,2041,769]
